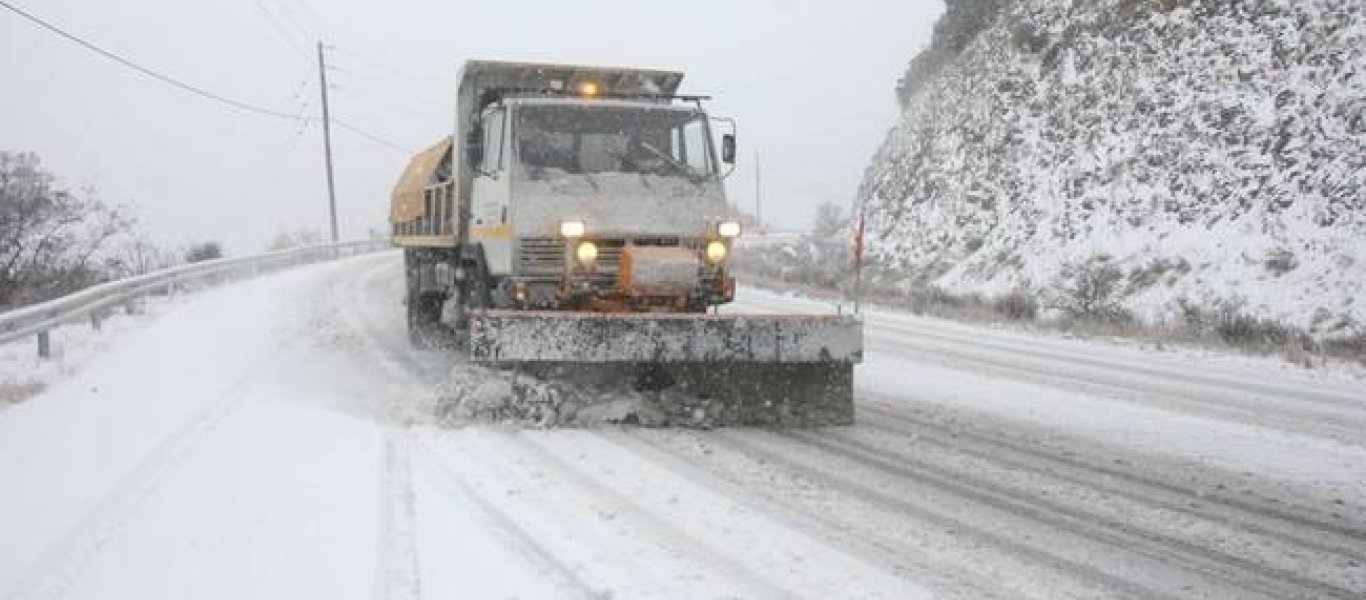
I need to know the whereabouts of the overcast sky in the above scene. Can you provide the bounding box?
[1,0,941,252]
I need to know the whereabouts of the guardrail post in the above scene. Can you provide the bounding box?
[37,330,50,359]
[90,310,103,331]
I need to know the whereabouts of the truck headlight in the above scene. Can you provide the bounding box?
[717,221,742,238]
[576,241,598,264]
[560,220,586,238]
[705,240,728,264]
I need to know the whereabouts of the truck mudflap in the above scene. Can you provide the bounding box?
[468,311,862,363]
[464,311,862,426]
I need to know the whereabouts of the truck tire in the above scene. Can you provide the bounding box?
[404,249,452,348]
[407,290,449,347]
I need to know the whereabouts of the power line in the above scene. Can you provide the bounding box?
[281,0,326,31]
[248,0,310,64]
[262,0,318,49]
[0,0,300,121]
[333,118,412,154]
[0,0,413,154]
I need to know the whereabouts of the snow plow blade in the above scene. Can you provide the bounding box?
[467,311,862,426]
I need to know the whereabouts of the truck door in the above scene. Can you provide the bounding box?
[470,107,513,276]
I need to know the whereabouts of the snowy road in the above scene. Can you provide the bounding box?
[2,251,1363,599]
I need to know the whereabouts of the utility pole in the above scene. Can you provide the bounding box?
[317,41,339,242]
[754,153,762,234]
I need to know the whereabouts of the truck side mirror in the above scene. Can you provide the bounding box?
[721,134,736,164]
[465,129,484,168]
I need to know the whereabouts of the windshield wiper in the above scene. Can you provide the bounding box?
[638,141,703,182]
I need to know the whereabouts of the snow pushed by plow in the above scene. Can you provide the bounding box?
[436,362,854,428]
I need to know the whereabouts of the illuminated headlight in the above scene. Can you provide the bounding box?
[559,220,586,238]
[717,221,742,238]
[705,240,728,264]
[576,241,598,264]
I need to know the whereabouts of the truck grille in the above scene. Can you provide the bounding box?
[596,238,691,274]
[517,237,700,277]
[518,237,565,274]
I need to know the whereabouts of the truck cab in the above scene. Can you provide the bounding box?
[469,94,738,312]
[393,61,740,329]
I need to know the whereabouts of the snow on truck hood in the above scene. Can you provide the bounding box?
[511,169,729,237]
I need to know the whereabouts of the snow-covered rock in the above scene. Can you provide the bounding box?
[859,0,1365,333]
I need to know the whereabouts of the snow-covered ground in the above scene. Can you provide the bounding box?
[1,251,1363,599]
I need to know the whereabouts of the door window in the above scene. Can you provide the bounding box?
[481,108,505,173]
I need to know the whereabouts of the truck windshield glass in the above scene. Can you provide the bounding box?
[515,105,715,180]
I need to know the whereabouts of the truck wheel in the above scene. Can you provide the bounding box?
[404,249,453,348]
[407,290,449,348]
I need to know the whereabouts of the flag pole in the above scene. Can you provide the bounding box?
[852,201,867,315]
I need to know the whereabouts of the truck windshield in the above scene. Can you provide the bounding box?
[514,104,715,180]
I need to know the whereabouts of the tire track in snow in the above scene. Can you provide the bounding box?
[433,432,801,598]
[3,377,253,600]
[325,255,452,422]
[506,433,811,599]
[706,430,1194,600]
[611,430,1083,600]
[408,438,602,599]
[859,399,1366,554]
[775,429,1364,600]
[374,433,422,600]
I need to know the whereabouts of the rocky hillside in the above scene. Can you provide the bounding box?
[858,0,1365,334]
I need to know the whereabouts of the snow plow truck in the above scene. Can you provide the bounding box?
[389,60,861,425]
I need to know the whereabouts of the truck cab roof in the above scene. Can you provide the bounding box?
[497,96,705,113]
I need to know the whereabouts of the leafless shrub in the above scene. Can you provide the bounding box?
[1263,248,1298,276]
[184,241,224,264]
[992,287,1039,321]
[1321,332,1366,365]
[1125,257,1190,293]
[109,235,178,279]
[1048,258,1133,324]
[1178,298,1316,355]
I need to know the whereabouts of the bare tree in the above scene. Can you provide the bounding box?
[108,234,178,278]
[809,201,849,239]
[0,151,133,309]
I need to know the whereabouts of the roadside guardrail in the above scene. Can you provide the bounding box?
[0,240,392,357]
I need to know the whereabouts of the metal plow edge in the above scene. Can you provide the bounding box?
[466,311,862,426]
